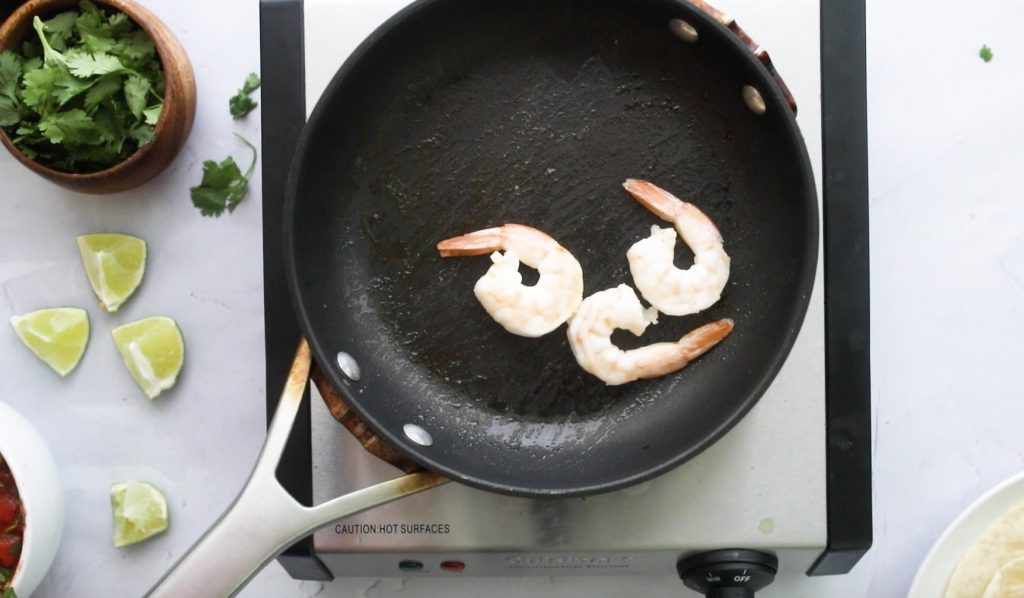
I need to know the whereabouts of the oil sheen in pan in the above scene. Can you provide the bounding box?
[351,64,743,422]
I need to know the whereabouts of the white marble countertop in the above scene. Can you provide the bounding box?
[2,0,1023,596]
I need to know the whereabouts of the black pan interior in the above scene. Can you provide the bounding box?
[286,0,818,496]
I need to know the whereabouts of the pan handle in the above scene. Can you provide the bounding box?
[685,0,798,115]
[145,340,449,598]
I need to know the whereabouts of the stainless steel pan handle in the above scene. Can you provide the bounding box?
[146,340,449,598]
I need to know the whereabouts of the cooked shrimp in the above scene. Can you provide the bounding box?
[567,284,734,386]
[623,179,731,316]
[437,224,584,337]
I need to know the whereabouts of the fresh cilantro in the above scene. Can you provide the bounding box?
[20,66,59,111]
[229,94,257,119]
[84,73,121,108]
[980,44,993,63]
[229,72,261,119]
[42,11,78,40]
[123,73,150,119]
[65,50,123,77]
[33,16,67,66]
[0,51,22,99]
[142,102,162,126]
[37,109,95,144]
[127,122,154,146]
[53,69,94,105]
[191,135,259,217]
[242,73,261,95]
[2,587,15,598]
[0,1,165,173]
[0,567,9,585]
[0,52,22,127]
[116,30,154,65]
[0,98,18,127]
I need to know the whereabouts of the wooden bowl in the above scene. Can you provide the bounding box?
[0,0,196,194]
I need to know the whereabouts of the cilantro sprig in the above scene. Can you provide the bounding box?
[980,44,993,63]
[190,134,258,217]
[229,73,260,119]
[0,1,164,173]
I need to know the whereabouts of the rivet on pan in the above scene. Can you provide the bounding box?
[404,424,434,447]
[336,351,361,382]
[742,85,767,115]
[668,18,699,43]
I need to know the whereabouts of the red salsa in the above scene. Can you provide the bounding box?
[0,455,23,590]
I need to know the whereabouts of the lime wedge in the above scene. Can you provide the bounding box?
[77,233,147,313]
[10,307,90,376]
[111,316,184,399]
[110,480,169,547]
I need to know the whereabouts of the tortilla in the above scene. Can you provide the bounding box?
[983,555,1024,598]
[946,500,1024,597]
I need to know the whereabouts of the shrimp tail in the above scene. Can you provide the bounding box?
[623,178,685,223]
[678,318,734,360]
[634,319,734,382]
[437,227,505,257]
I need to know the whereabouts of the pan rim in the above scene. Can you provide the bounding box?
[283,0,820,498]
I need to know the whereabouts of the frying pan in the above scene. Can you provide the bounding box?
[149,0,817,594]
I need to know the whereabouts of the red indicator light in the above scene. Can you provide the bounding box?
[440,560,466,572]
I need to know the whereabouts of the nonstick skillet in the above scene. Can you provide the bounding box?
[149,0,817,594]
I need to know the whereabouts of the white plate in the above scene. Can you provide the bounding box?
[908,470,1024,598]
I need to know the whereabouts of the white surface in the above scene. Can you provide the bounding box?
[306,0,826,564]
[909,470,1024,598]
[0,402,63,598]
[0,1,1022,598]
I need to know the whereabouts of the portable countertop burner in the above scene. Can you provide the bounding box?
[257,0,870,595]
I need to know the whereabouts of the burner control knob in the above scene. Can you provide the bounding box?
[676,549,778,598]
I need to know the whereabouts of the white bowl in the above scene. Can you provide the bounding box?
[0,402,64,597]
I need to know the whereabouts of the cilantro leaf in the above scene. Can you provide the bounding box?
[142,102,162,126]
[229,72,261,118]
[65,51,123,78]
[0,50,22,101]
[37,109,96,144]
[124,73,150,119]
[84,73,121,108]
[32,16,66,66]
[980,44,993,63]
[113,30,155,63]
[21,66,59,111]
[42,11,78,40]
[191,135,258,217]
[242,73,261,94]
[22,57,42,74]
[2,587,16,598]
[75,2,115,54]
[229,93,257,119]
[0,97,19,126]
[190,180,236,216]
[106,11,132,36]
[128,122,154,146]
[91,105,124,141]
[79,0,102,15]
[54,70,94,106]
[78,31,114,54]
